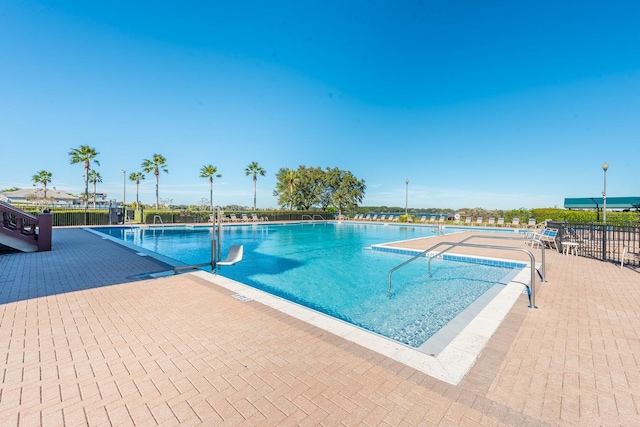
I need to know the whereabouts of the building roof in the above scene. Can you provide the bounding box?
[0,188,79,201]
[564,197,640,209]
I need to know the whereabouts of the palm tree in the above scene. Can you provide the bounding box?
[244,161,266,211]
[88,170,102,209]
[199,165,221,212]
[284,168,298,210]
[129,172,145,210]
[141,154,168,209]
[68,145,100,210]
[31,170,52,205]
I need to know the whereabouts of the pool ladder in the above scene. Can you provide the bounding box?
[387,241,542,309]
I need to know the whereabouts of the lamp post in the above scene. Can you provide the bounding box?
[120,170,126,223]
[405,179,409,216]
[602,162,608,224]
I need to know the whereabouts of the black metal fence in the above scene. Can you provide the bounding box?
[547,221,640,266]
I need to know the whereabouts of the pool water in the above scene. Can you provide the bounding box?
[97,222,519,348]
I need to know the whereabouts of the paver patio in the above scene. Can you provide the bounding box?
[1,226,639,425]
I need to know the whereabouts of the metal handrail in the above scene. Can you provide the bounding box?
[301,214,313,221]
[458,234,546,282]
[313,214,325,220]
[387,241,539,308]
[153,215,164,225]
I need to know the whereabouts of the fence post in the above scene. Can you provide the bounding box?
[602,226,607,261]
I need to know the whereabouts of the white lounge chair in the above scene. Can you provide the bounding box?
[475,217,483,226]
[251,214,259,222]
[241,214,250,222]
[217,245,243,266]
[464,216,472,225]
[621,244,640,269]
[229,214,239,222]
[487,217,495,226]
[497,218,505,227]
[510,217,520,228]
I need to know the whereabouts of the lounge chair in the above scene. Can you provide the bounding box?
[378,215,386,222]
[407,216,413,223]
[370,214,378,221]
[497,218,505,227]
[621,244,640,269]
[241,214,250,222]
[438,215,445,224]
[419,216,427,223]
[527,218,537,228]
[510,217,520,228]
[487,217,495,226]
[217,245,243,266]
[251,214,259,222]
[475,217,483,226]
[392,215,399,222]
[464,216,472,225]
[429,215,436,224]
[363,214,372,221]
[229,214,239,222]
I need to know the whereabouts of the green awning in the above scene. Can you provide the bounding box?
[564,197,640,209]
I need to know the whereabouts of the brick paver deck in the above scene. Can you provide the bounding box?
[1,226,639,425]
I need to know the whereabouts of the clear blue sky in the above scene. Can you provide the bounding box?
[1,1,638,210]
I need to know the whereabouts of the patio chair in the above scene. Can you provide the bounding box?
[370,214,378,221]
[475,217,483,226]
[241,214,250,222]
[487,217,495,226]
[229,214,239,222]
[510,217,520,228]
[534,228,559,251]
[438,215,446,224]
[429,215,437,223]
[363,214,372,221]
[465,216,472,225]
[496,218,505,227]
[419,216,427,223]
[527,218,537,228]
[251,214,259,222]
[621,244,640,269]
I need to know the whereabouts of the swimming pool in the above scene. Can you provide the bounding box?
[96,222,524,349]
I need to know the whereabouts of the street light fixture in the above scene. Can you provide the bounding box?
[602,162,608,224]
[405,179,409,216]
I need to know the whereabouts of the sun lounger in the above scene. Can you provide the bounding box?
[229,214,239,222]
[487,217,495,226]
[464,216,472,225]
[241,214,250,222]
[438,215,445,224]
[621,244,640,269]
[527,218,537,228]
[475,217,483,226]
[497,218,504,227]
[510,217,520,228]
[251,214,259,222]
[429,215,436,223]
[378,215,386,222]
[217,245,243,266]
[419,216,427,223]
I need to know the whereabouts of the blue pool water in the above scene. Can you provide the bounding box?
[96,222,520,347]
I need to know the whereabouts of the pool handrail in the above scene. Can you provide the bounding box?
[387,241,539,308]
[458,234,546,282]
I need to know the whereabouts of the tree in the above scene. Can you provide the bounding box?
[141,154,168,209]
[324,167,366,216]
[244,161,266,210]
[88,170,102,209]
[31,170,52,202]
[129,172,145,209]
[199,164,221,212]
[68,145,100,210]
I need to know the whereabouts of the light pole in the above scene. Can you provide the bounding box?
[602,162,608,224]
[120,169,126,219]
[405,179,409,216]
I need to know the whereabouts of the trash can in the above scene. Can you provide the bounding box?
[109,208,123,224]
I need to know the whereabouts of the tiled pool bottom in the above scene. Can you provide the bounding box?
[193,250,532,385]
